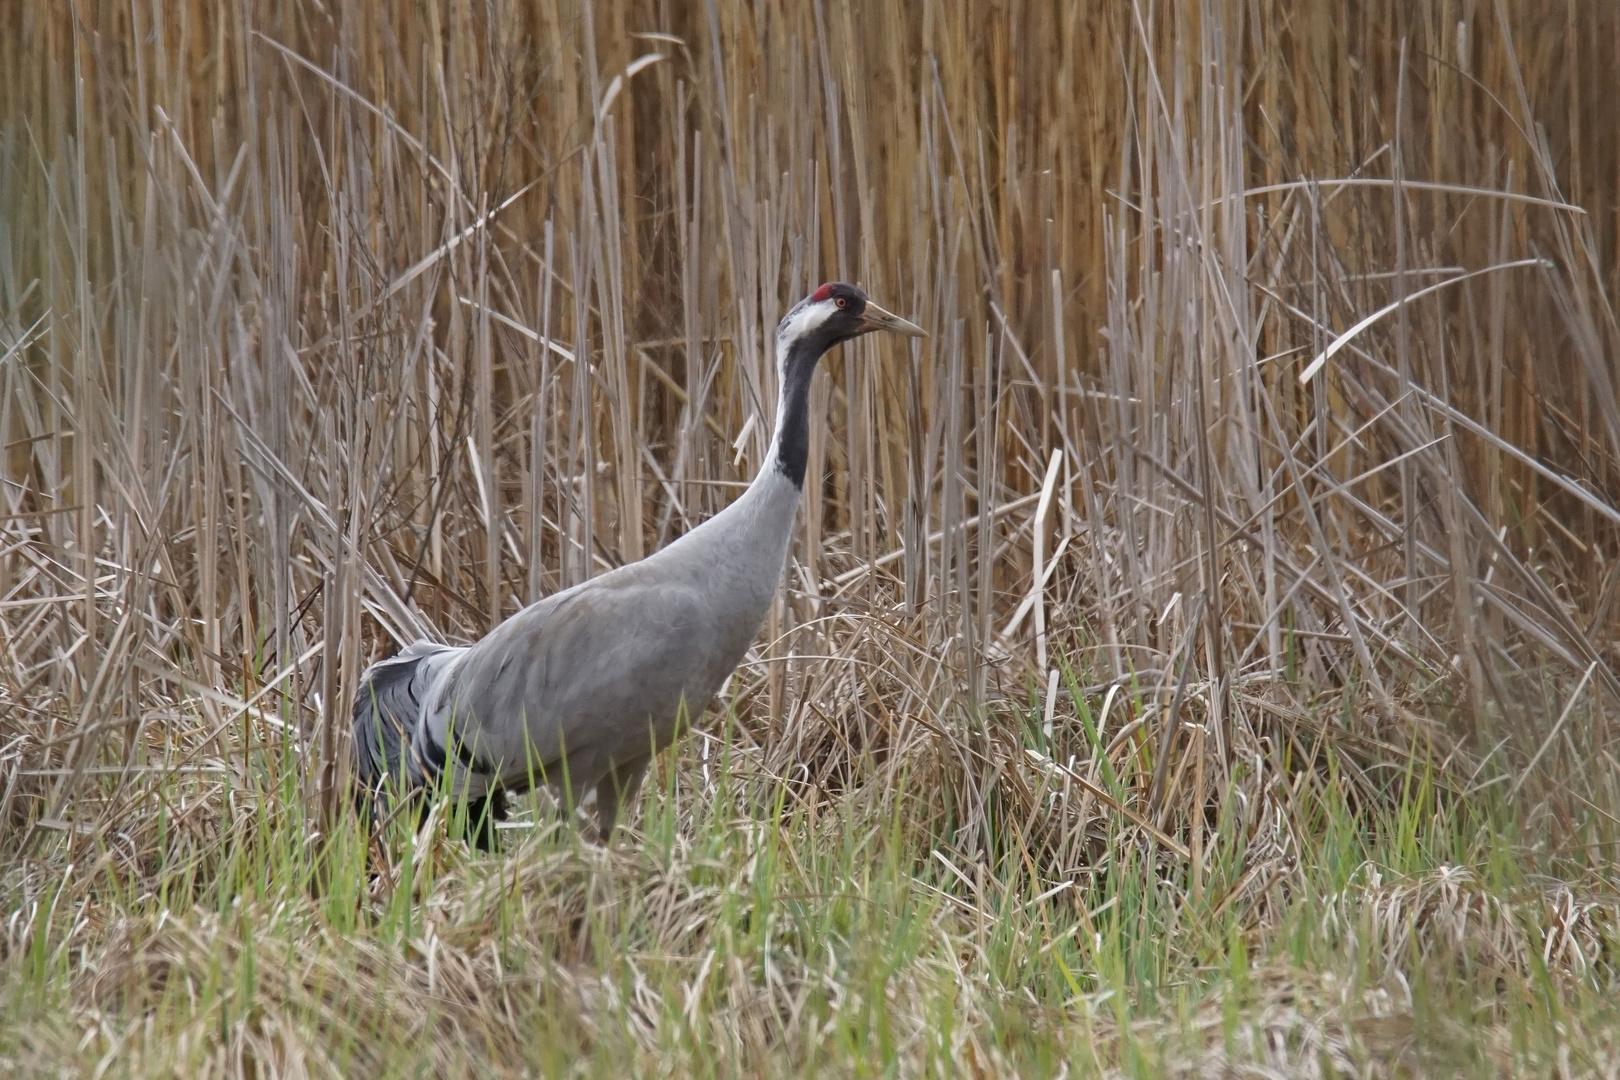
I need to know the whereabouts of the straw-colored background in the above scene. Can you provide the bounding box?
[4,2,1620,1075]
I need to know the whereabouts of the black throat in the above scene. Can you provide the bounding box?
[771,335,832,489]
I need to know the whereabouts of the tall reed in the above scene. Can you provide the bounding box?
[3,2,1620,1071]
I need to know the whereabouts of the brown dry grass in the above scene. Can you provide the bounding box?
[5,1,1620,1076]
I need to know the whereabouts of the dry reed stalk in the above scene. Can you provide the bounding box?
[2,0,1620,1073]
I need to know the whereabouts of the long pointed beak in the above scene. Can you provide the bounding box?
[859,300,927,339]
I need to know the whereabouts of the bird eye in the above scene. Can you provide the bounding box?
[836,297,847,308]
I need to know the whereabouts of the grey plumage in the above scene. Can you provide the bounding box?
[351,283,924,845]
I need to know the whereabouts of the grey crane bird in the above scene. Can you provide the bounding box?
[352,282,925,847]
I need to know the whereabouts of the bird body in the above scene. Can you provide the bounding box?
[352,283,924,844]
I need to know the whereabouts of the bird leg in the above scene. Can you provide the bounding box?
[592,754,651,843]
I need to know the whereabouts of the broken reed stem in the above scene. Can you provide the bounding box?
[0,0,1617,902]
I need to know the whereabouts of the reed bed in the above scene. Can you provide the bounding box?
[4,1,1620,1075]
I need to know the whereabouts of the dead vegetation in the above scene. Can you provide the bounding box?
[5,0,1620,1075]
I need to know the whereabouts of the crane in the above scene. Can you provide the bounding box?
[352,282,925,848]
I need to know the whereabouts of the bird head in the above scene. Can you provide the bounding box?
[766,283,924,486]
[774,282,926,380]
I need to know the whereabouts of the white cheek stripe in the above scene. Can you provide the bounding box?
[777,300,837,348]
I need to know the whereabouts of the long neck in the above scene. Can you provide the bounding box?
[768,339,819,489]
[659,336,823,566]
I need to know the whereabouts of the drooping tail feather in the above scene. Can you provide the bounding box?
[349,640,503,848]
[351,665,413,811]
[351,641,455,821]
